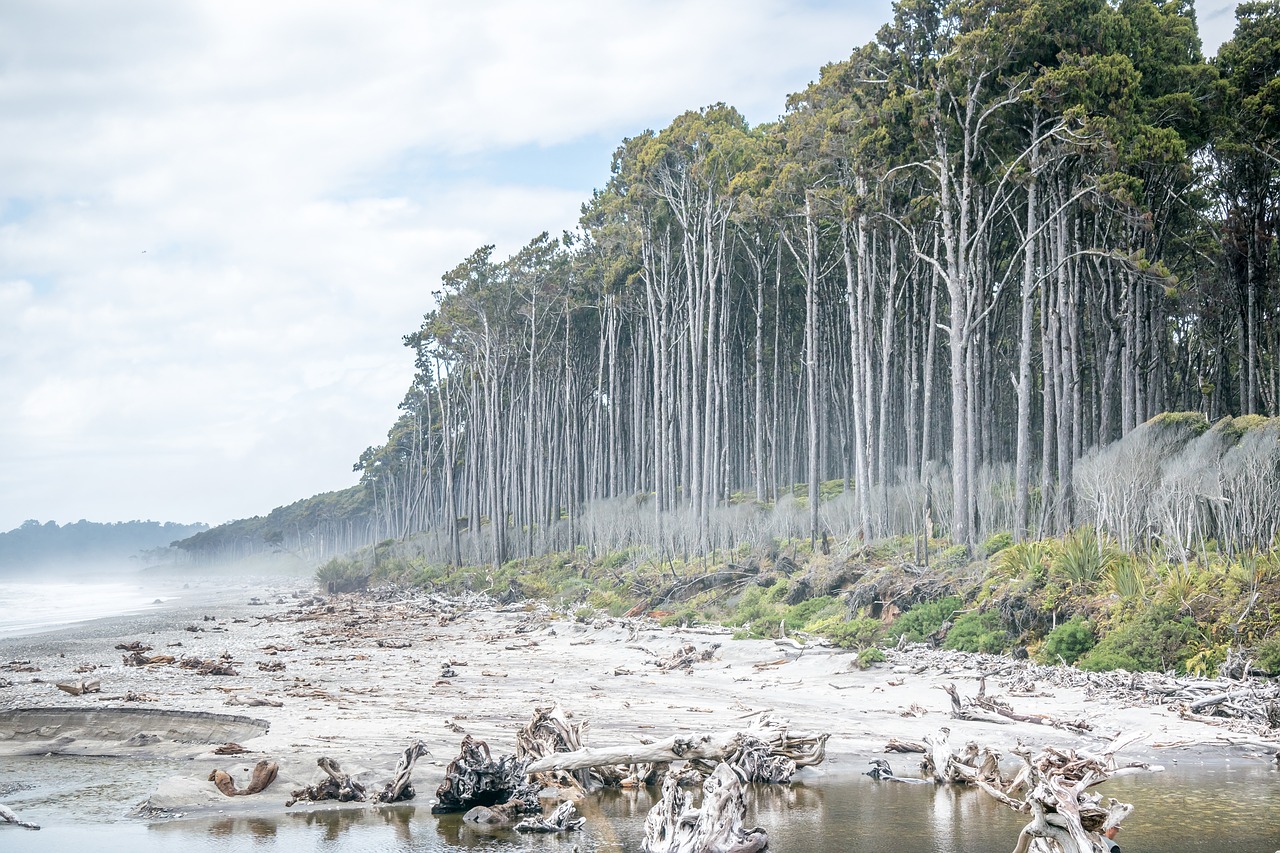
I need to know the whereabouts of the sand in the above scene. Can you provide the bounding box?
[1,578,1276,821]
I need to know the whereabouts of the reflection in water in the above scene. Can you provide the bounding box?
[12,762,1280,852]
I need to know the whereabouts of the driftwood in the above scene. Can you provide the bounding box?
[373,740,429,803]
[884,737,927,753]
[524,715,827,782]
[942,681,1092,733]
[517,705,618,791]
[514,799,586,833]
[643,763,768,853]
[56,678,101,696]
[921,728,1007,786]
[432,735,540,816]
[208,760,278,797]
[179,656,239,676]
[115,641,153,652]
[0,803,39,830]
[123,652,175,667]
[286,757,367,807]
[865,758,929,784]
[654,643,721,672]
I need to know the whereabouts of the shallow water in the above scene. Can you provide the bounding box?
[0,579,181,636]
[4,759,1278,852]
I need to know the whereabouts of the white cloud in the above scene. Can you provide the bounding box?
[0,0,918,530]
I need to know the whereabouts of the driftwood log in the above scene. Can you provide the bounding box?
[517,705,621,791]
[643,763,768,853]
[514,799,586,833]
[208,761,279,797]
[55,678,101,696]
[432,734,540,816]
[373,740,429,803]
[286,757,367,807]
[0,803,39,830]
[524,715,827,783]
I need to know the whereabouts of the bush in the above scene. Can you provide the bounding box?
[316,557,370,593]
[1255,636,1280,676]
[1039,618,1095,665]
[982,531,1014,556]
[1076,605,1197,673]
[855,646,886,668]
[943,610,1010,654]
[889,596,962,643]
[807,615,882,649]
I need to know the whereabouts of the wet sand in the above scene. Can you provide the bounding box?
[2,579,1276,822]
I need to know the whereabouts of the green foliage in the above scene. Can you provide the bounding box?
[807,615,882,649]
[855,646,886,669]
[982,531,1014,556]
[943,610,1009,654]
[1052,526,1122,592]
[994,541,1054,585]
[1255,636,1280,676]
[315,557,370,593]
[889,596,962,643]
[1038,618,1095,665]
[1076,605,1197,673]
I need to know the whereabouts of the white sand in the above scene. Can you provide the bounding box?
[1,583,1274,817]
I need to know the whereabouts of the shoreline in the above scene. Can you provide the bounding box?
[2,579,1277,824]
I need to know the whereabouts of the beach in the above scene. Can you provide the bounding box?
[2,577,1278,831]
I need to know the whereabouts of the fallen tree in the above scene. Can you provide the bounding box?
[524,715,827,784]
[514,800,586,833]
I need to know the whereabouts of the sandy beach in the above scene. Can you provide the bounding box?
[2,578,1277,824]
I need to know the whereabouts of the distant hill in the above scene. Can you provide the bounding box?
[0,519,209,571]
[171,486,377,565]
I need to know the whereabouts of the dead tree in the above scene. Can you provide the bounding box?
[374,740,430,803]
[208,761,279,797]
[643,763,768,853]
[432,734,540,816]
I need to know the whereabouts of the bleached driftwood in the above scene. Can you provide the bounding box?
[432,734,540,816]
[56,678,101,696]
[974,733,1145,853]
[0,803,39,830]
[865,758,929,784]
[208,760,279,797]
[517,705,621,791]
[374,740,429,803]
[286,757,366,806]
[643,763,767,853]
[525,715,827,783]
[514,799,586,833]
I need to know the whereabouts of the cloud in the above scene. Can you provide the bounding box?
[0,0,896,530]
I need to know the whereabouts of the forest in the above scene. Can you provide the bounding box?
[177,0,1280,672]
[0,519,209,571]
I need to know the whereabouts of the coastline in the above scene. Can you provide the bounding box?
[2,578,1277,825]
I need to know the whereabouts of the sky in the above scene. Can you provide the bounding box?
[0,1,1245,533]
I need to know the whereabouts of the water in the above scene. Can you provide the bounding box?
[0,579,180,636]
[3,759,1278,852]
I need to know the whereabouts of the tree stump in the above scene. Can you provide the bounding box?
[374,740,429,803]
[432,734,540,816]
[286,757,367,806]
[643,763,768,853]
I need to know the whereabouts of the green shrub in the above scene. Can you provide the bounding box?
[785,595,843,632]
[316,557,370,593]
[982,531,1014,556]
[808,615,883,649]
[994,541,1054,585]
[1255,636,1280,675]
[1052,526,1121,591]
[855,646,886,668]
[889,596,962,643]
[1076,605,1197,673]
[1039,618,1095,665]
[943,610,1010,654]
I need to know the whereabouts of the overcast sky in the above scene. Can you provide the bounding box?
[0,1,1244,532]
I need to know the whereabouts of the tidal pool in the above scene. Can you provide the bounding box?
[3,758,1278,852]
